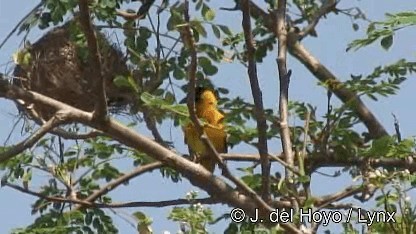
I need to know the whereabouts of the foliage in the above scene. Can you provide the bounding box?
[348,11,416,51]
[168,191,213,233]
[1,1,416,234]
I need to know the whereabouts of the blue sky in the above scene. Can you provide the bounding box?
[1,0,416,233]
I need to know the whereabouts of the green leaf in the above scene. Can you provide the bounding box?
[113,75,139,93]
[173,67,186,80]
[22,168,32,187]
[167,10,183,31]
[352,23,359,31]
[191,20,207,38]
[367,22,376,34]
[140,92,189,118]
[303,197,315,209]
[195,0,203,11]
[218,24,232,36]
[380,35,393,50]
[211,24,221,39]
[199,56,218,76]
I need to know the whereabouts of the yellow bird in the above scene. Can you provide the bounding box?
[183,87,227,173]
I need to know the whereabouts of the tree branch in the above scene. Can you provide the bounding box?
[6,182,218,208]
[94,198,217,208]
[76,161,163,209]
[222,153,416,174]
[241,1,388,140]
[0,2,44,51]
[50,129,103,140]
[288,42,388,140]
[276,0,296,193]
[298,0,338,39]
[78,0,108,121]
[241,0,271,203]
[316,184,362,209]
[0,80,286,230]
[143,111,169,148]
[0,115,63,163]
[180,2,288,228]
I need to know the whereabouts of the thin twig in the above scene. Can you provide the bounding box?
[300,111,311,198]
[276,0,295,191]
[392,113,401,142]
[143,111,169,148]
[108,209,137,231]
[0,115,62,163]
[164,37,181,60]
[93,198,218,208]
[75,161,163,210]
[6,182,218,208]
[268,154,301,177]
[96,24,180,42]
[241,0,271,202]
[298,0,338,39]
[0,2,43,50]
[50,128,103,140]
[3,114,23,146]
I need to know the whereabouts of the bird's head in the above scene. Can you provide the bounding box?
[180,86,219,106]
[195,87,217,106]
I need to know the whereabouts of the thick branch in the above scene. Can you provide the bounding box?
[222,153,416,173]
[241,0,271,203]
[78,0,108,120]
[0,80,285,230]
[310,153,416,172]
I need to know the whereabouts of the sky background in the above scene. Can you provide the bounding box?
[1,0,416,233]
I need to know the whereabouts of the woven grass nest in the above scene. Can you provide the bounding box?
[13,18,134,121]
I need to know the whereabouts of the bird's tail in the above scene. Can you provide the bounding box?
[198,156,216,173]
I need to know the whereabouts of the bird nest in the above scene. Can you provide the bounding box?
[13,18,134,121]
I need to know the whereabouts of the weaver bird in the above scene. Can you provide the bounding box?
[183,87,227,173]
